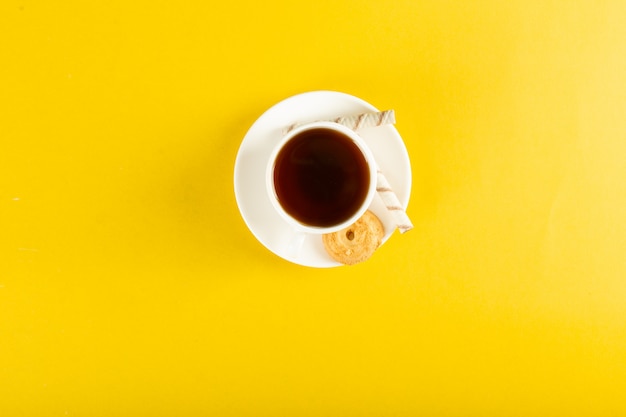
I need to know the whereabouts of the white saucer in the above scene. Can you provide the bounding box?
[234,91,412,268]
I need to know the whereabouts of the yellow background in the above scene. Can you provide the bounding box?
[2,0,626,415]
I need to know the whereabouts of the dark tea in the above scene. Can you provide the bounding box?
[272,128,371,228]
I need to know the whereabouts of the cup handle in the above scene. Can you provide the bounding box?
[287,230,306,259]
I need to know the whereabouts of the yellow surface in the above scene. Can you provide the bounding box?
[2,0,626,415]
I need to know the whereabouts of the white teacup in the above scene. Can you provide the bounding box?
[266,121,377,258]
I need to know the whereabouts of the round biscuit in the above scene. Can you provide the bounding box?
[322,210,385,265]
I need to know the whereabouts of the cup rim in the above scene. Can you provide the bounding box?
[266,121,378,235]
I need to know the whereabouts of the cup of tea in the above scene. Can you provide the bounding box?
[266,121,378,257]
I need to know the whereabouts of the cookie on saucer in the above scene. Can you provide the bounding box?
[322,210,384,265]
